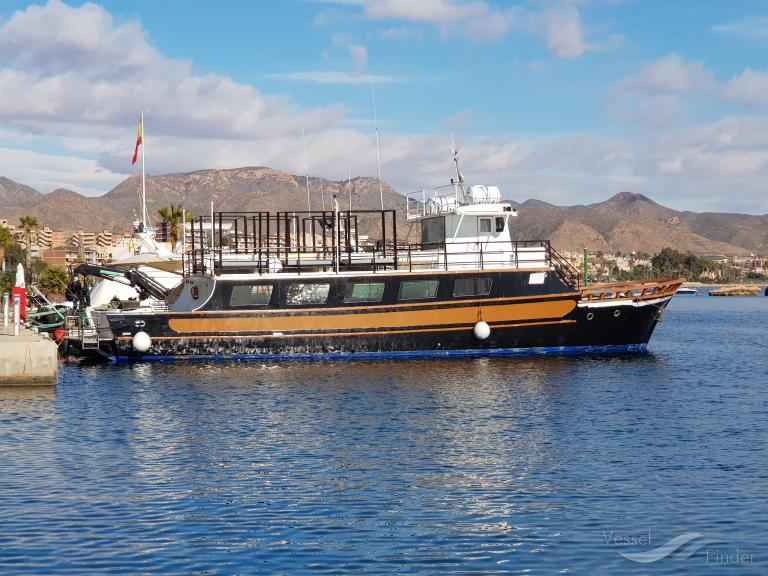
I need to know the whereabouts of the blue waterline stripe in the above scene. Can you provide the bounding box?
[113,343,648,363]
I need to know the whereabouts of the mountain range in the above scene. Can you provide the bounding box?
[1,168,766,256]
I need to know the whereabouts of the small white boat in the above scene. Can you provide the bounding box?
[676,286,697,295]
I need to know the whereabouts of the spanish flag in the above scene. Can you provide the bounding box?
[131,115,143,165]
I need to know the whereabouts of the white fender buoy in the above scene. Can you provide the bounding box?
[473,321,490,340]
[132,331,152,352]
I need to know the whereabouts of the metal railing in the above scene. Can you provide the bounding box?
[186,209,398,276]
[580,279,681,301]
[182,238,582,288]
[65,314,100,350]
[406,183,463,220]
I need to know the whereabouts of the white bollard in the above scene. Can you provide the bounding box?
[2,293,7,328]
[13,293,20,336]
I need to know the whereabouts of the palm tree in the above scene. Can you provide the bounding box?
[158,205,191,251]
[0,226,13,271]
[18,215,40,272]
[40,265,69,295]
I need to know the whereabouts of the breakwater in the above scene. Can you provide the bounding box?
[0,325,58,386]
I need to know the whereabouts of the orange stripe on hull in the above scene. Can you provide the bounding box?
[168,300,577,334]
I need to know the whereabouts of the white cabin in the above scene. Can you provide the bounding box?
[406,182,548,270]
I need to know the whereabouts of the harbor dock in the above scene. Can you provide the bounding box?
[0,324,58,386]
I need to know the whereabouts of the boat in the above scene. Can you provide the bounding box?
[676,286,698,295]
[83,154,682,362]
[26,287,72,333]
[63,111,183,355]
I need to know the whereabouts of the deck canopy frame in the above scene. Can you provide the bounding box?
[184,208,581,287]
[188,209,398,275]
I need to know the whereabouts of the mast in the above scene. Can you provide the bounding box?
[302,127,311,213]
[333,194,340,274]
[348,166,352,212]
[141,108,147,228]
[371,79,384,211]
[450,134,466,200]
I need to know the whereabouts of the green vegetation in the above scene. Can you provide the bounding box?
[601,247,743,283]
[40,266,69,295]
[1,224,69,296]
[0,270,15,293]
[158,205,192,250]
[3,244,26,269]
[18,215,40,272]
[28,257,47,284]
[0,226,13,250]
[0,227,14,283]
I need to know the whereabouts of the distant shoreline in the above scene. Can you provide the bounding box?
[682,282,767,289]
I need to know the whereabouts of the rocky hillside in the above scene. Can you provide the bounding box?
[1,169,766,255]
[0,176,42,208]
[509,193,766,255]
[101,166,404,219]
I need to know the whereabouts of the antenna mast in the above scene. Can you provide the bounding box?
[450,133,465,198]
[371,79,384,211]
[302,127,311,213]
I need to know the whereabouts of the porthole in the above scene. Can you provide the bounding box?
[586,312,594,321]
[613,309,621,318]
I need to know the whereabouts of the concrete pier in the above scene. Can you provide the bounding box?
[0,324,58,386]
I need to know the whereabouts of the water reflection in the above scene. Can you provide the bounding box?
[2,298,766,575]
[0,386,56,403]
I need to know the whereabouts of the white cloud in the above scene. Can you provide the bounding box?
[609,94,688,127]
[712,16,768,41]
[271,34,376,85]
[374,26,424,41]
[610,55,715,127]
[1,2,767,215]
[0,0,154,77]
[348,43,369,74]
[326,0,611,57]
[619,54,714,94]
[0,145,124,195]
[330,33,369,75]
[534,4,590,59]
[724,68,768,108]
[265,72,398,84]
[363,0,514,41]
[0,0,342,140]
[628,116,768,211]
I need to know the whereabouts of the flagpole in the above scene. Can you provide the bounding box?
[141,108,147,228]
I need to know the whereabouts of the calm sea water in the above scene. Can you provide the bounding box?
[1,295,767,575]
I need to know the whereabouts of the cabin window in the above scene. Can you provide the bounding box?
[344,282,385,303]
[285,283,330,305]
[399,280,439,300]
[230,284,273,307]
[421,217,445,246]
[479,218,492,233]
[453,277,493,297]
[495,217,505,232]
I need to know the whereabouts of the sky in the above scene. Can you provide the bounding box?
[1,0,768,214]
